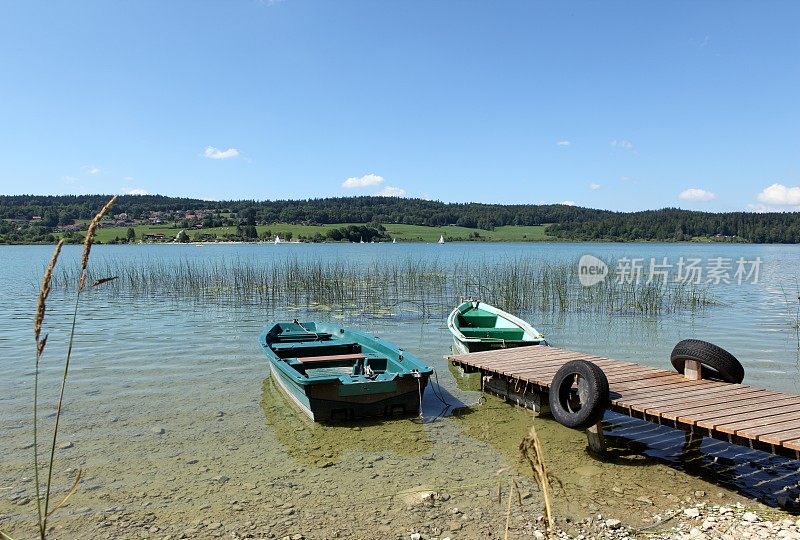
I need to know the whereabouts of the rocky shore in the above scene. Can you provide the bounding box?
[539,502,800,540]
[4,369,799,540]
[5,473,799,540]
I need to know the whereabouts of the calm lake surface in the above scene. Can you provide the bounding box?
[2,241,799,538]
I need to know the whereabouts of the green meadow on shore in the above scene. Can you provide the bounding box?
[87,223,553,243]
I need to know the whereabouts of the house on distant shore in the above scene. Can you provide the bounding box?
[142,233,166,242]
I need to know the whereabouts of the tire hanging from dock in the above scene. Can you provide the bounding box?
[548,360,609,430]
[670,339,744,384]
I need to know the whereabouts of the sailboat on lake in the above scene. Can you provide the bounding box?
[438,235,445,244]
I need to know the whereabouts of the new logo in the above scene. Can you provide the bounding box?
[578,255,608,287]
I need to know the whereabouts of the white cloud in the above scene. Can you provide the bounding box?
[62,175,78,183]
[589,183,601,190]
[610,139,634,151]
[341,173,405,196]
[342,173,384,188]
[204,146,240,160]
[123,188,149,196]
[377,186,406,197]
[82,165,101,175]
[559,200,577,206]
[556,140,571,146]
[756,183,800,206]
[679,188,716,202]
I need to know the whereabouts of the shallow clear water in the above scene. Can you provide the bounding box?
[2,242,799,538]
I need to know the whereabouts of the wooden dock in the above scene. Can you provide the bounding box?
[449,346,800,459]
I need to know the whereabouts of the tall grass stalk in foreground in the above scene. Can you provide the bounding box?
[25,196,116,540]
[501,478,524,540]
[502,479,514,540]
[520,425,555,536]
[0,240,64,540]
[31,240,64,540]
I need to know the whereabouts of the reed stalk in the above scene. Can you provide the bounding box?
[24,196,117,540]
[0,237,59,540]
[503,479,514,540]
[31,240,64,538]
[520,425,555,536]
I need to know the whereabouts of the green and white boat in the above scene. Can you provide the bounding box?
[447,300,548,354]
[259,321,433,422]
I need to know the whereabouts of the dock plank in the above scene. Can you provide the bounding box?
[657,389,777,420]
[639,390,768,417]
[694,404,800,432]
[634,384,756,405]
[756,427,800,445]
[783,438,800,451]
[732,415,800,438]
[618,385,747,409]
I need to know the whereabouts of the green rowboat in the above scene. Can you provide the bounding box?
[447,300,548,354]
[259,321,433,421]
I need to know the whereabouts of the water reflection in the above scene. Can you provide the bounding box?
[260,376,433,466]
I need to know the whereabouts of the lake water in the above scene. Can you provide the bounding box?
[2,242,799,538]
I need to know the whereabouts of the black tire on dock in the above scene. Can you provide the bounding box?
[670,339,744,384]
[548,360,609,430]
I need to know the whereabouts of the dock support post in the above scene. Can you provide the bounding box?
[533,392,551,418]
[586,421,606,455]
[681,430,703,469]
[684,359,703,381]
[483,377,551,415]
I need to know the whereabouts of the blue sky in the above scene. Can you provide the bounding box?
[1,1,798,211]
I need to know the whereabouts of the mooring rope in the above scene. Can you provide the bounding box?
[293,318,321,341]
[416,375,423,420]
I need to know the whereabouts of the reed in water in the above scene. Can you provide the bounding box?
[51,256,713,317]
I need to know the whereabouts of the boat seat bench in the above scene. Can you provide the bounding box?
[458,313,498,327]
[297,353,366,364]
[460,327,525,340]
[271,340,360,351]
[270,332,333,343]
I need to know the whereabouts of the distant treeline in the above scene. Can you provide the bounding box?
[0,194,612,228]
[1,194,799,243]
[547,208,800,243]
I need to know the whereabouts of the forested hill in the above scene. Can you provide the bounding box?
[1,194,800,243]
[0,194,613,229]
